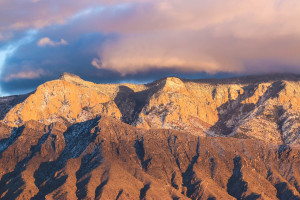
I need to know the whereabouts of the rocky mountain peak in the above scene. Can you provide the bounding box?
[58,72,90,86]
[2,75,121,127]
[164,77,186,91]
[164,77,184,87]
[161,77,188,94]
[59,72,82,81]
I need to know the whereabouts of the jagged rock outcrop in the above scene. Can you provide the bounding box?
[0,117,299,200]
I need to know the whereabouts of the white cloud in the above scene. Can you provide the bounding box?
[37,37,68,47]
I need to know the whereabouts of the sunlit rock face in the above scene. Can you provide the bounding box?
[1,73,300,145]
[136,77,300,145]
[2,73,122,127]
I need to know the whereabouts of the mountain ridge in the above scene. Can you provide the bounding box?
[0,73,300,199]
[1,73,299,145]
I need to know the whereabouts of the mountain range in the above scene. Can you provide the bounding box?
[0,73,299,200]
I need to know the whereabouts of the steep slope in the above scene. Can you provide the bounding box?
[0,117,299,200]
[1,73,300,145]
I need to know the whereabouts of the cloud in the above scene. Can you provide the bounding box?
[93,31,300,75]
[37,37,68,47]
[92,36,225,75]
[1,0,300,96]
[88,0,300,75]
[0,0,99,31]
[0,32,113,95]
[91,58,102,69]
[4,69,45,81]
[0,30,37,79]
[0,32,13,43]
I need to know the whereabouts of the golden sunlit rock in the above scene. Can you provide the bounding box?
[2,74,300,145]
[0,74,299,199]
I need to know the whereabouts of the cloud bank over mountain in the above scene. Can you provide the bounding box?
[1,0,300,95]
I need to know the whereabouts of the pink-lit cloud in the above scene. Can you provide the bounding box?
[88,0,300,74]
[4,69,45,81]
[0,0,101,31]
[37,37,68,47]
[1,0,300,84]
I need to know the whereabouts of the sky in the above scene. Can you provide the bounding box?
[1,0,300,96]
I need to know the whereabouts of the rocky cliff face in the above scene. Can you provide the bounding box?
[2,73,299,145]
